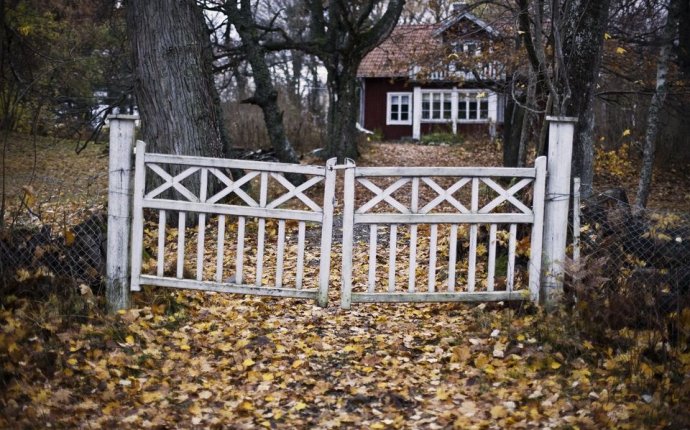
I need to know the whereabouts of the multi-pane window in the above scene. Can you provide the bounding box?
[458,92,489,121]
[421,91,452,121]
[387,92,412,124]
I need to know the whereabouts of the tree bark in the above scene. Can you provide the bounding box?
[636,0,678,210]
[561,0,611,198]
[126,0,229,160]
[517,66,538,167]
[502,95,523,167]
[325,65,360,160]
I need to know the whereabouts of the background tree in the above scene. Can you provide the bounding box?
[263,0,406,160]
[635,0,679,209]
[516,0,610,197]
[217,0,301,167]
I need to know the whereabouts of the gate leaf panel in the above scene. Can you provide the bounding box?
[130,141,336,307]
[340,157,547,308]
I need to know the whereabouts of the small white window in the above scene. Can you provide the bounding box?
[421,91,452,122]
[457,91,491,122]
[387,92,412,125]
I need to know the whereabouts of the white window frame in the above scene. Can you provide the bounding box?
[421,90,453,123]
[457,90,491,123]
[386,92,413,125]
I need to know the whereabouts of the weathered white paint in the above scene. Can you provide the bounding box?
[388,225,397,292]
[340,159,356,309]
[295,221,306,289]
[368,224,378,292]
[451,88,459,135]
[412,86,422,140]
[341,160,548,308]
[487,223,497,291]
[317,158,338,307]
[106,115,137,312]
[129,146,336,307]
[541,117,577,307]
[528,157,547,301]
[129,140,146,293]
[488,92,498,122]
[447,224,458,292]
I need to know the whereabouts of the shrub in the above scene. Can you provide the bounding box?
[420,131,463,146]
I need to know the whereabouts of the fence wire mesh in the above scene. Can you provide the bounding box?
[1,140,110,290]
[569,187,690,357]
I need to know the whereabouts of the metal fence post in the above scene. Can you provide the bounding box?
[541,116,578,308]
[106,114,138,312]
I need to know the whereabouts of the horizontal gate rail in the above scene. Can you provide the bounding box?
[130,141,336,307]
[341,157,547,309]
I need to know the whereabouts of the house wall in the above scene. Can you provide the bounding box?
[361,78,503,141]
[361,78,414,140]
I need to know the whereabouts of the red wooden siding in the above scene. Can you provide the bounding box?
[362,78,414,140]
[361,78,500,140]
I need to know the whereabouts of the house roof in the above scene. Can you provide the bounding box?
[358,11,502,78]
[357,24,439,78]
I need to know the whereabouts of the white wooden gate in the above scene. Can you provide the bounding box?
[129,141,336,307]
[340,157,547,308]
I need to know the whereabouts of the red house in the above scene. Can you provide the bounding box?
[357,8,508,141]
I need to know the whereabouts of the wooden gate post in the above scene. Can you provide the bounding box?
[106,114,138,312]
[541,116,578,308]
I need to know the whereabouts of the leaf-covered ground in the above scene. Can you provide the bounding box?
[3,289,689,429]
[2,135,690,428]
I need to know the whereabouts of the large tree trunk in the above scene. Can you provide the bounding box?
[636,0,678,210]
[126,0,229,159]
[325,65,360,161]
[561,0,611,198]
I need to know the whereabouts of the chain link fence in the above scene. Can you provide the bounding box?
[568,187,690,354]
[1,139,110,292]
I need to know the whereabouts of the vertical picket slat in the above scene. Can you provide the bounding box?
[275,219,286,288]
[368,224,378,292]
[428,224,438,292]
[341,159,356,309]
[388,224,397,292]
[129,140,146,294]
[487,223,497,291]
[176,212,186,279]
[236,216,245,284]
[157,210,166,277]
[408,177,419,293]
[216,215,225,282]
[255,172,268,286]
[467,178,479,292]
[296,221,306,289]
[507,223,517,292]
[318,158,337,307]
[528,156,547,302]
[447,224,458,292]
[196,169,208,281]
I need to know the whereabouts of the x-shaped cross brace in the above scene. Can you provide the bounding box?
[205,168,259,206]
[267,173,323,212]
[479,178,533,214]
[145,164,201,202]
[419,177,471,214]
[357,178,411,214]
